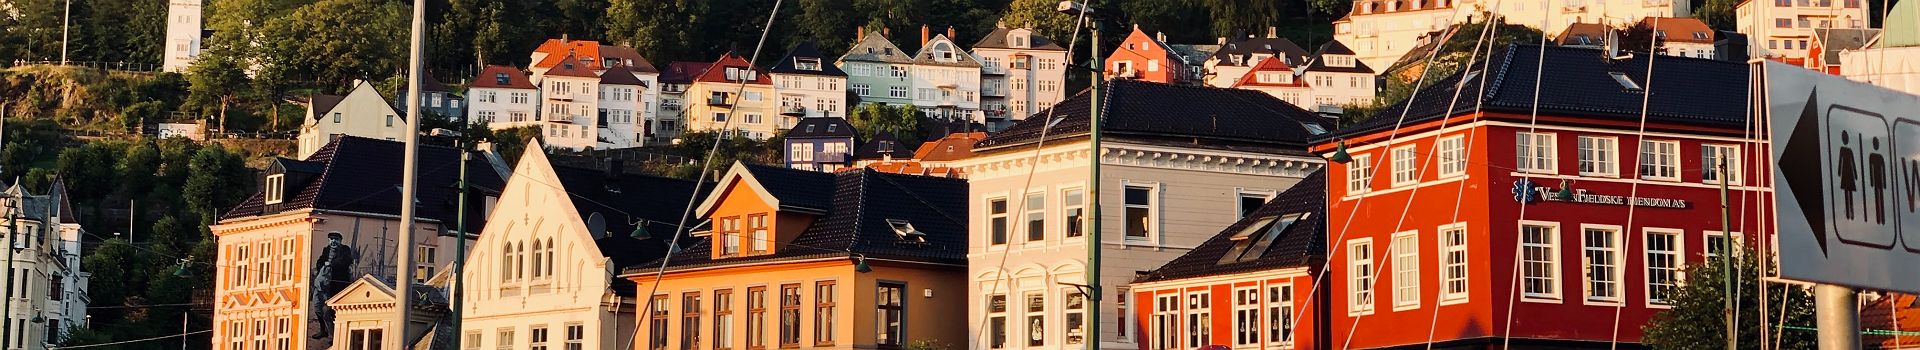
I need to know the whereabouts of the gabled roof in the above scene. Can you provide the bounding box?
[531,39,657,73]
[695,163,837,217]
[910,34,983,67]
[787,117,857,139]
[599,65,648,86]
[631,168,969,274]
[853,132,917,160]
[1556,22,1612,47]
[912,132,987,162]
[1211,36,1311,67]
[661,62,712,84]
[544,53,602,78]
[769,41,849,76]
[976,79,1330,154]
[1639,17,1715,44]
[694,52,770,85]
[971,26,1066,51]
[309,95,346,118]
[220,137,507,235]
[1812,28,1880,63]
[598,45,660,73]
[1304,41,1376,74]
[1332,44,1751,140]
[840,31,914,64]
[1136,170,1325,283]
[307,80,403,121]
[471,65,536,89]
[1233,57,1309,87]
[1316,39,1357,55]
[47,180,75,224]
[544,154,708,272]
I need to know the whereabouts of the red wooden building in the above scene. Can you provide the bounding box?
[1309,45,1770,349]
[1104,26,1193,85]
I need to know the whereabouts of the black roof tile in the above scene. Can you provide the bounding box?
[769,41,849,76]
[1135,170,1326,283]
[975,80,1331,154]
[220,137,507,235]
[787,117,858,139]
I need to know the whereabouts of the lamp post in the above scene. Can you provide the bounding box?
[428,128,471,346]
[1,192,19,350]
[1056,2,1102,349]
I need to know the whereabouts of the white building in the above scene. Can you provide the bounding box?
[296,80,406,158]
[1838,1,1920,94]
[470,65,541,130]
[655,62,709,143]
[0,181,90,350]
[1737,0,1871,61]
[1641,17,1719,59]
[909,31,985,123]
[598,65,655,148]
[1230,57,1315,107]
[1335,0,1691,69]
[537,55,603,150]
[1300,40,1378,108]
[971,24,1069,129]
[1202,31,1311,89]
[769,41,849,119]
[163,0,204,72]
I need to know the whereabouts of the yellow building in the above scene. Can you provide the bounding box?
[619,163,970,350]
[686,52,782,140]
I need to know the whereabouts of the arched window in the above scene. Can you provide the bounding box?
[544,238,557,277]
[516,241,527,280]
[501,246,512,281]
[532,240,545,278]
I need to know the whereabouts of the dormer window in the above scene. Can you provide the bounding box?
[1011,34,1029,48]
[1216,213,1308,265]
[887,219,927,243]
[495,73,510,85]
[827,124,836,133]
[796,57,823,71]
[264,174,286,204]
[725,67,741,81]
[934,43,956,61]
[879,140,895,153]
[1609,72,1644,91]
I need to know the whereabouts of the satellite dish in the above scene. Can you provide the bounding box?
[586,213,607,238]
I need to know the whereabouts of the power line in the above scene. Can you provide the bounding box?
[48,329,210,349]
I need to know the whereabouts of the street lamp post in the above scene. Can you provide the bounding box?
[1057,2,1102,349]
[60,0,71,66]
[1,192,19,349]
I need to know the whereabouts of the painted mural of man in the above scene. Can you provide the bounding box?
[309,232,355,339]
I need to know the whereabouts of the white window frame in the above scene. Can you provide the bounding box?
[1152,294,1179,350]
[1231,287,1261,348]
[264,174,285,204]
[1347,154,1374,195]
[1391,145,1419,187]
[1123,182,1160,243]
[1518,221,1562,303]
[1266,283,1295,349]
[1235,189,1274,220]
[1577,136,1619,177]
[1347,238,1376,315]
[1515,132,1558,174]
[987,196,1010,246]
[1184,291,1211,349]
[1024,192,1046,244]
[1436,135,1466,178]
[1391,231,1421,311]
[1580,224,1624,306]
[1704,231,1746,259]
[1702,144,1742,185]
[1638,139,1680,181]
[1643,227,1684,308]
[1438,223,1470,305]
[1062,187,1086,240]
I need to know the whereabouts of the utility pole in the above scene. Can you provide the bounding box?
[1718,157,1734,350]
[449,138,470,346]
[2,193,18,350]
[59,0,70,66]
[1071,2,1106,348]
[393,0,426,345]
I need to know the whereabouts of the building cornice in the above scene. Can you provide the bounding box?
[211,210,321,235]
[1131,267,1312,290]
[958,141,1324,179]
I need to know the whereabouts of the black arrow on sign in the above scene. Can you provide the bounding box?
[1780,88,1829,257]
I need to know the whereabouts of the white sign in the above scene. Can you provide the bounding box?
[1766,62,1920,294]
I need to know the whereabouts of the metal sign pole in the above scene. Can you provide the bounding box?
[1815,284,1860,349]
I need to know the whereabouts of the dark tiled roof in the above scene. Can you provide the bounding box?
[1317,40,1357,55]
[1556,23,1611,47]
[1305,41,1376,74]
[854,132,917,160]
[544,154,712,296]
[740,164,836,212]
[769,42,849,76]
[309,94,346,120]
[975,79,1330,153]
[630,169,969,274]
[600,65,648,86]
[599,44,660,73]
[1211,37,1311,66]
[840,32,914,64]
[971,27,1066,50]
[1331,44,1751,140]
[910,35,984,67]
[220,137,507,235]
[1136,170,1326,283]
[661,62,711,84]
[48,180,76,224]
[471,65,536,89]
[787,117,857,139]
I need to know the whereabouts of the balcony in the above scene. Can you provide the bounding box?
[816,152,848,163]
[707,96,732,106]
[781,105,807,116]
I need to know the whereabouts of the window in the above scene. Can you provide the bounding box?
[649,295,669,350]
[276,317,291,350]
[465,332,482,350]
[1025,292,1046,347]
[1116,289,1131,341]
[1269,284,1295,348]
[1639,140,1679,181]
[1391,146,1419,186]
[1152,294,1178,350]
[497,328,515,350]
[1702,144,1742,185]
[1392,231,1421,310]
[264,174,285,204]
[748,287,768,349]
[815,282,836,345]
[1516,132,1557,173]
[1582,226,1622,304]
[1185,292,1211,348]
[1065,291,1087,345]
[531,326,550,350]
[1439,224,1469,303]
[778,284,801,347]
[1220,214,1306,264]
[1437,135,1466,177]
[1348,154,1374,194]
[987,294,1008,349]
[1124,185,1155,240]
[416,245,437,283]
[347,327,384,350]
[1232,288,1261,347]
[682,293,702,350]
[1644,228,1682,306]
[1578,136,1619,177]
[1520,222,1560,301]
[889,86,908,98]
[233,245,249,288]
[1348,238,1375,315]
[721,217,741,256]
[1063,188,1086,238]
[561,324,584,350]
[1705,231,1745,258]
[750,214,769,253]
[710,290,733,350]
[876,283,906,347]
[988,198,1009,245]
[1018,192,1046,242]
[387,115,395,127]
[1237,191,1271,219]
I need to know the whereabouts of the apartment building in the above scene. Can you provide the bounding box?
[1335,0,1690,69]
[1202,31,1310,88]
[657,62,711,143]
[1736,0,1870,61]
[687,52,780,140]
[296,80,406,158]
[470,65,541,129]
[163,0,204,73]
[771,42,849,119]
[971,24,1069,129]
[910,28,986,124]
[841,30,917,107]
[0,181,90,350]
[1104,27,1195,84]
[539,55,605,150]
[1301,40,1378,108]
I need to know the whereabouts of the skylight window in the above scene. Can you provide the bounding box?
[1460,69,1482,84]
[1301,123,1328,135]
[887,219,927,242]
[796,57,823,71]
[1217,213,1309,265]
[1609,72,1644,91]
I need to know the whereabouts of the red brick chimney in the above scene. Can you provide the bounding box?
[858,26,865,42]
[921,24,931,47]
[947,26,957,42]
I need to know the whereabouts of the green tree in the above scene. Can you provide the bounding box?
[849,103,924,143]
[182,144,253,221]
[1642,253,1817,349]
[55,142,119,208]
[184,48,252,133]
[796,0,860,55]
[255,0,408,91]
[82,238,144,316]
[999,0,1082,43]
[119,141,161,199]
[1695,0,1738,31]
[604,0,709,63]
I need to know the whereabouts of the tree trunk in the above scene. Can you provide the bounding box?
[218,99,228,139]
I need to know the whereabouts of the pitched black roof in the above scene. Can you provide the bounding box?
[788,117,857,139]
[1305,40,1376,74]
[627,168,969,274]
[1211,37,1311,66]
[309,95,346,119]
[971,26,1066,50]
[1135,170,1326,283]
[769,41,849,76]
[975,79,1331,154]
[545,155,708,266]
[221,137,507,234]
[853,132,916,160]
[1329,44,1751,140]
[741,163,836,212]
[599,65,649,86]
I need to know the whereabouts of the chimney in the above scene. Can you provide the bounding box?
[1217,36,1228,45]
[562,33,570,43]
[883,27,891,38]
[1267,26,1278,38]
[947,26,957,42]
[921,24,931,47]
[1156,31,1166,43]
[858,26,865,41]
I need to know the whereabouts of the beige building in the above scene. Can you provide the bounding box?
[1736,0,1870,60]
[954,80,1327,350]
[618,163,971,350]
[322,276,450,350]
[1335,0,1691,69]
[687,53,781,140]
[297,81,407,158]
[971,24,1070,129]
[210,136,504,350]
[0,181,90,350]
[458,143,704,350]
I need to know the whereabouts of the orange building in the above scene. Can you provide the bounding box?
[619,163,970,350]
[1311,45,1768,349]
[1105,26,1194,84]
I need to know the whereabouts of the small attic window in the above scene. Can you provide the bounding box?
[1301,123,1328,135]
[879,140,895,152]
[1459,69,1483,84]
[827,124,837,133]
[1216,212,1309,265]
[796,57,823,71]
[264,174,286,204]
[1609,72,1644,91]
[1693,32,1710,40]
[806,124,817,133]
[495,73,510,85]
[887,219,927,242]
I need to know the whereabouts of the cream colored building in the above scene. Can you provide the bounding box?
[955,80,1327,350]
[460,143,703,350]
[1335,0,1690,69]
[1736,0,1870,60]
[323,276,449,350]
[687,53,781,140]
[972,24,1069,129]
[910,33,985,124]
[0,181,90,350]
[297,81,407,159]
